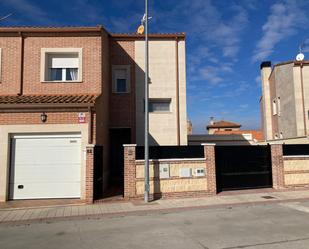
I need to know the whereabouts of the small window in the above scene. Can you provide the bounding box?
[47,54,79,81]
[272,99,277,115]
[149,99,171,113]
[277,97,281,116]
[41,48,82,83]
[112,65,130,93]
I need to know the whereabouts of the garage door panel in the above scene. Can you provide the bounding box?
[10,165,81,183]
[9,182,81,199]
[10,135,82,200]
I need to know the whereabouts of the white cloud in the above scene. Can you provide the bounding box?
[3,0,51,24]
[252,0,308,62]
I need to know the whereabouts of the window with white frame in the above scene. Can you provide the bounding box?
[41,48,82,82]
[112,65,130,93]
[149,99,171,113]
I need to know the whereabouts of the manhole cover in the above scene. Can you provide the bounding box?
[261,196,276,199]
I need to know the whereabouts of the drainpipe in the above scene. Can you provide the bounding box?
[175,38,180,145]
[18,32,24,96]
[300,62,307,136]
[88,107,93,144]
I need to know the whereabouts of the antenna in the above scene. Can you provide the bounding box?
[296,41,306,61]
[0,13,13,22]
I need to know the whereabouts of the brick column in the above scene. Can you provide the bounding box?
[202,143,217,195]
[124,144,137,200]
[270,143,285,189]
[85,145,94,204]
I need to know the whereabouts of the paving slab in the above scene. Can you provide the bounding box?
[1,189,309,224]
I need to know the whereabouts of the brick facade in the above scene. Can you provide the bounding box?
[109,39,136,142]
[270,144,285,189]
[123,144,137,199]
[85,145,94,203]
[203,144,217,195]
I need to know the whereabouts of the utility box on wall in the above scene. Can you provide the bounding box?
[159,164,170,179]
[179,168,192,178]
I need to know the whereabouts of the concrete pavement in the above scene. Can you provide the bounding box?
[1,189,309,224]
[1,199,309,248]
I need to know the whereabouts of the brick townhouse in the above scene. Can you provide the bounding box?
[0,26,187,203]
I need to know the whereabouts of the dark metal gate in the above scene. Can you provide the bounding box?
[215,145,272,191]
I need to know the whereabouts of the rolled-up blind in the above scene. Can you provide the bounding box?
[49,54,79,68]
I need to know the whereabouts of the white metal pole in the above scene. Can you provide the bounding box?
[144,0,150,203]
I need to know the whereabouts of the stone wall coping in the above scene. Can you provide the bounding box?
[283,155,309,158]
[268,141,283,145]
[86,144,95,148]
[201,143,216,146]
[123,144,137,147]
[136,158,206,163]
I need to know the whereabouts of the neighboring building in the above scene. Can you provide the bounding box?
[260,60,309,141]
[187,119,192,135]
[0,26,187,203]
[206,118,241,134]
[214,130,263,142]
[188,134,259,146]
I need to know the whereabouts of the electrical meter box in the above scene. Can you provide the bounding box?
[179,168,191,178]
[159,164,170,179]
[194,168,205,177]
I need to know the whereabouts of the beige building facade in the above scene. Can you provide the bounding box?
[260,60,309,141]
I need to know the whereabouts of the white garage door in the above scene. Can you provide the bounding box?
[9,134,81,200]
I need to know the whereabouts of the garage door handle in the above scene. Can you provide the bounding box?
[18,185,24,189]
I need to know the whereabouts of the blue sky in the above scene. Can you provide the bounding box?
[0,0,309,133]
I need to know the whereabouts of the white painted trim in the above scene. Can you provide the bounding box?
[136,158,205,162]
[12,133,82,139]
[41,48,83,82]
[201,143,216,146]
[283,155,309,158]
[123,144,137,147]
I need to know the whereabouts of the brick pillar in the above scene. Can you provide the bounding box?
[270,143,285,189]
[124,144,137,200]
[202,143,217,195]
[85,145,94,204]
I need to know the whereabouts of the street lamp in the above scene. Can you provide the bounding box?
[137,0,151,203]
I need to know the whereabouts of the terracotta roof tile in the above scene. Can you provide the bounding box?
[207,120,241,129]
[0,94,98,105]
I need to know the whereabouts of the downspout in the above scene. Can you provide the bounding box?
[175,38,180,145]
[88,107,93,144]
[300,62,307,136]
[18,32,24,96]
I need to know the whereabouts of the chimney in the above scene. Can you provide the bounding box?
[209,116,214,125]
[260,61,273,140]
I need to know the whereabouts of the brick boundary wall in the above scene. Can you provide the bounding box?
[203,143,217,195]
[123,144,217,200]
[85,145,94,203]
[123,144,137,200]
[270,144,285,189]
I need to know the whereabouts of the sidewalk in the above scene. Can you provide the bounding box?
[1,189,309,224]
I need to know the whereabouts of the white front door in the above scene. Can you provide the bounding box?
[9,134,81,200]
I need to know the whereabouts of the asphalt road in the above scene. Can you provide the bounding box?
[1,200,309,249]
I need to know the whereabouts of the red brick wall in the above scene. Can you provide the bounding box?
[0,112,90,125]
[270,144,285,189]
[23,36,102,95]
[0,37,22,95]
[0,34,104,95]
[109,39,136,142]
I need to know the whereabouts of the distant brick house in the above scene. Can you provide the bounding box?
[0,26,187,203]
[206,119,241,134]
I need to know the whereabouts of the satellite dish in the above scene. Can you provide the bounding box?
[137,25,144,35]
[296,53,305,61]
